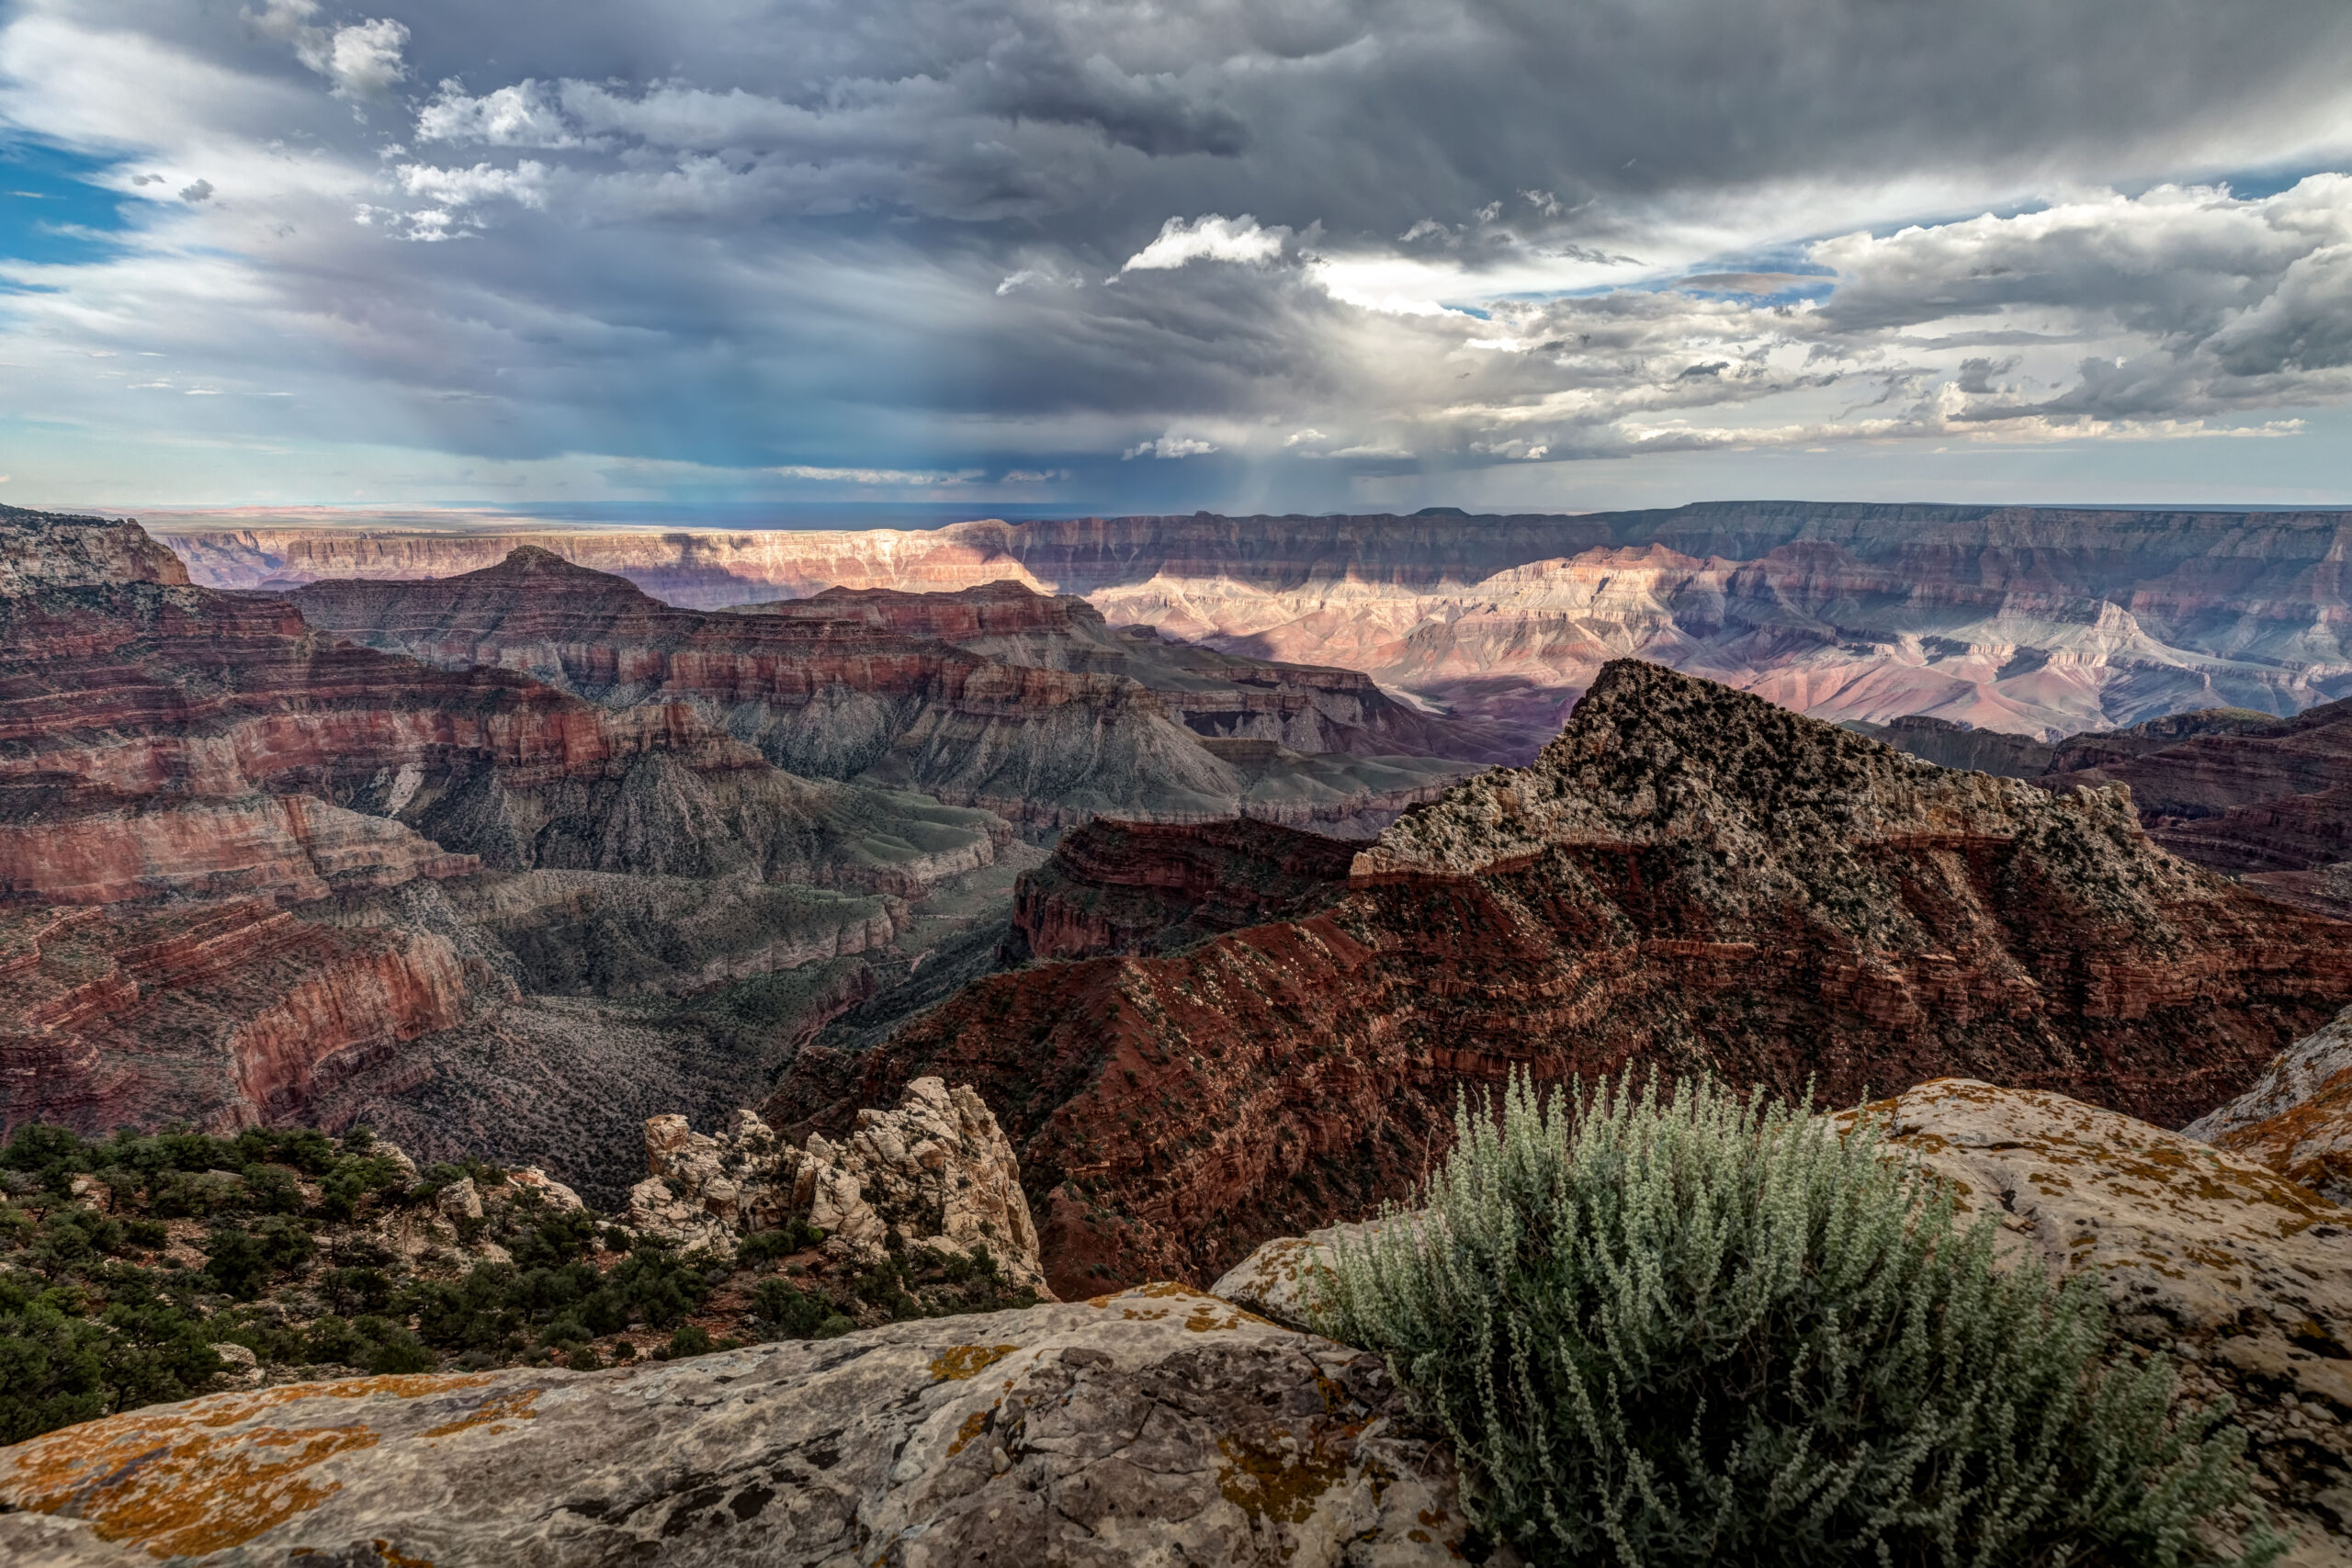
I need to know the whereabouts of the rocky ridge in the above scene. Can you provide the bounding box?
[1860,698,2352,919]
[771,660,2352,1296]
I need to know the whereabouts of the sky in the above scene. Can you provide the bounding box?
[3,0,2352,518]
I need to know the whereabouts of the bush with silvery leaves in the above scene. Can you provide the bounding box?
[1319,1073,2272,1567]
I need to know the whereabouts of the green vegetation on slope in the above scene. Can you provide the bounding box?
[0,1121,1038,1447]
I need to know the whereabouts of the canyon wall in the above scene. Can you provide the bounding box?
[0,509,1011,1152]
[770,660,2352,1298]
[162,502,2352,753]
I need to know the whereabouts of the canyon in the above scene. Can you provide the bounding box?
[15,502,2352,1561]
[164,502,2352,756]
[285,547,1483,830]
[770,659,2352,1298]
[0,506,1011,1172]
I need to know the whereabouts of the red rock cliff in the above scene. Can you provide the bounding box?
[771,660,2352,1299]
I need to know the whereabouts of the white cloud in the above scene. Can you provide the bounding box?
[999,468,1069,482]
[257,4,410,101]
[1122,434,1219,459]
[996,267,1083,296]
[394,162,549,210]
[1283,428,1327,446]
[1471,437,1552,460]
[322,18,409,98]
[417,81,581,148]
[1119,215,1284,273]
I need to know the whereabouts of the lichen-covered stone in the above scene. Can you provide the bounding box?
[1847,1077,2352,1551]
[1212,1218,1417,1334]
[628,1077,1052,1294]
[0,1287,1503,1567]
[2187,1004,2352,1205]
[1845,1079,2352,1350]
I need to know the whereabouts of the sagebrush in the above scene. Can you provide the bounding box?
[1320,1074,2268,1568]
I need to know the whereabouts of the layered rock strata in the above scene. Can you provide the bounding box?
[165,502,2352,754]
[287,549,1476,829]
[626,1077,1050,1295]
[0,507,1009,1145]
[2188,1005,2352,1206]
[2054,697,2352,874]
[0,899,467,1131]
[772,660,2352,1297]
[0,1287,1498,1568]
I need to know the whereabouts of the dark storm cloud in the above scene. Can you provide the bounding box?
[3,0,2352,502]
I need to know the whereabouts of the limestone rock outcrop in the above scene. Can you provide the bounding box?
[1864,1078,2352,1548]
[2188,1004,2352,1206]
[0,1287,1498,1567]
[628,1078,1051,1294]
[773,660,2352,1297]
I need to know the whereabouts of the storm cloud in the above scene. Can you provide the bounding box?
[3,0,2350,507]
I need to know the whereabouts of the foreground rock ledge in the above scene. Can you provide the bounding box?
[0,1285,1501,1567]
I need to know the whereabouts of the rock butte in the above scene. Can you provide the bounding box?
[286,547,1486,832]
[773,660,2352,1297]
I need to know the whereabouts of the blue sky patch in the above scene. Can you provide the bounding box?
[0,141,137,267]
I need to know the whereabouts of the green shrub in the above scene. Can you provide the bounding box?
[752,1277,832,1338]
[736,1219,825,1268]
[200,1228,270,1300]
[667,1324,714,1359]
[1322,1074,2269,1568]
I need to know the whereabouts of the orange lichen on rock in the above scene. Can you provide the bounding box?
[0,1375,494,1557]
[928,1344,1021,1382]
